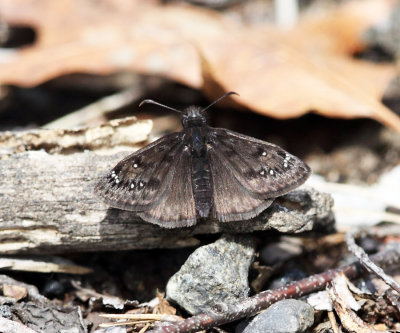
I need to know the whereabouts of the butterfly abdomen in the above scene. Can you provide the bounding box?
[184,125,213,218]
[191,155,213,218]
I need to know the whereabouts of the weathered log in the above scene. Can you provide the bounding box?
[0,116,334,254]
[0,148,333,254]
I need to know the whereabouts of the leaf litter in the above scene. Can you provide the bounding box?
[0,0,399,131]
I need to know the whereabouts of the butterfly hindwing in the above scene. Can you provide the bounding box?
[138,147,197,228]
[208,147,274,222]
[95,132,183,211]
[208,128,311,199]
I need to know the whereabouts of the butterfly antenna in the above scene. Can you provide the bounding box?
[201,91,239,113]
[139,99,182,113]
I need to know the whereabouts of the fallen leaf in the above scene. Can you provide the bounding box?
[199,1,400,131]
[155,291,177,315]
[0,0,399,131]
[327,273,391,333]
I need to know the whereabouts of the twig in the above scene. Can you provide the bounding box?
[44,87,141,129]
[148,245,400,333]
[139,322,151,333]
[99,313,182,329]
[99,314,181,321]
[346,230,400,294]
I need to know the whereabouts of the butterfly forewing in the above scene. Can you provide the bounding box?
[138,147,197,228]
[208,128,311,199]
[95,132,182,211]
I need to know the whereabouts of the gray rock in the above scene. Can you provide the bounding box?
[265,188,334,234]
[0,304,12,319]
[166,234,255,315]
[240,299,314,333]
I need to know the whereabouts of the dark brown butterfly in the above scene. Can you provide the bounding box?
[95,92,311,228]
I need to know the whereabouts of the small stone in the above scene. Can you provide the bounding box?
[166,234,255,315]
[239,299,314,333]
[3,284,27,301]
[0,304,12,319]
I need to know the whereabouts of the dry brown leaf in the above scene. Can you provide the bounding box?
[199,1,400,131]
[155,291,177,315]
[0,0,399,131]
[327,273,391,333]
[0,0,202,87]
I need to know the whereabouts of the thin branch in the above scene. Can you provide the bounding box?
[346,230,400,294]
[44,87,141,129]
[148,244,400,333]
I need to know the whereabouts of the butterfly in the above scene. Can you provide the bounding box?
[94,92,311,228]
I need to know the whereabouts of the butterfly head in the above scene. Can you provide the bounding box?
[139,91,239,128]
[182,106,207,128]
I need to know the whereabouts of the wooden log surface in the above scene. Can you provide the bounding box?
[0,121,334,255]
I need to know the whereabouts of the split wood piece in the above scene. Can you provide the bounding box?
[0,256,92,274]
[0,148,333,254]
[0,116,152,154]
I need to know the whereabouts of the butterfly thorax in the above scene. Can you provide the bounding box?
[182,106,208,157]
